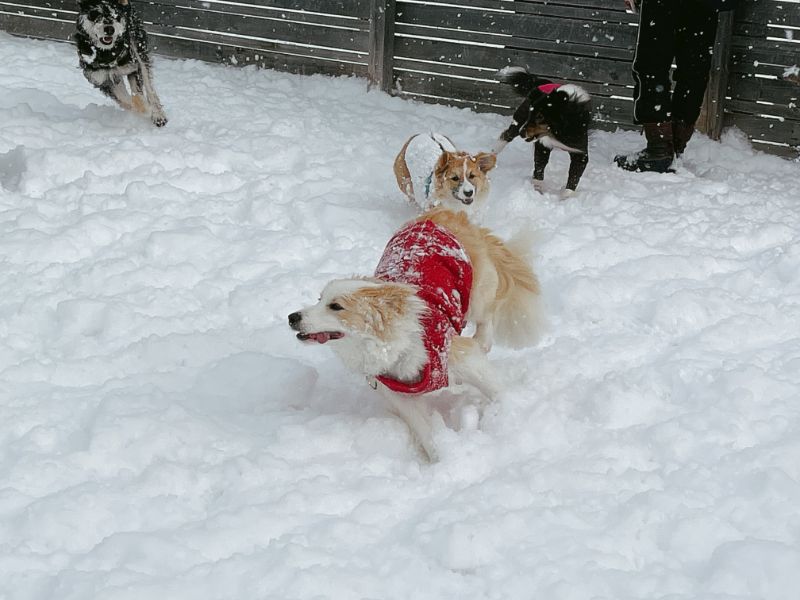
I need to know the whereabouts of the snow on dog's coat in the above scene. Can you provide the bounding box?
[394,133,496,212]
[288,210,542,461]
[373,220,472,394]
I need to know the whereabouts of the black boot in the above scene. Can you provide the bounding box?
[614,122,675,173]
[672,120,695,157]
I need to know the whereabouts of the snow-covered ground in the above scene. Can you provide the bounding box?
[1,32,800,600]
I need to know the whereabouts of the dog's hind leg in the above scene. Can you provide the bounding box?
[382,390,440,462]
[138,63,168,127]
[532,141,551,191]
[566,151,589,191]
[473,319,495,354]
[449,336,500,402]
[127,72,148,115]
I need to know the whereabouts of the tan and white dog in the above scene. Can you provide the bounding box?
[393,133,496,212]
[288,209,541,461]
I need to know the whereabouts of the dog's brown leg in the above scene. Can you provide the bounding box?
[136,62,167,127]
[104,78,134,111]
[127,73,148,114]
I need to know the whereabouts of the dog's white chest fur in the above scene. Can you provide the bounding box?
[404,133,456,209]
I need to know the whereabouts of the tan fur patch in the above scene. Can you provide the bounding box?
[418,208,540,320]
[333,284,417,342]
[393,136,415,203]
[523,123,551,140]
[131,95,147,114]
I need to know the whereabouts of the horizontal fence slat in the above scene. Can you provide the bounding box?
[149,26,367,64]
[140,4,369,54]
[0,0,74,16]
[499,0,637,23]
[163,0,372,19]
[396,3,639,51]
[393,35,634,89]
[0,11,71,39]
[725,97,800,121]
[736,0,800,27]
[730,43,800,77]
[394,21,635,61]
[397,0,637,23]
[143,0,369,31]
[151,33,368,76]
[728,75,800,109]
[513,0,636,11]
[724,111,800,147]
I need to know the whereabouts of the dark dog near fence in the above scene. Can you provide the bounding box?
[75,0,167,126]
[492,67,591,194]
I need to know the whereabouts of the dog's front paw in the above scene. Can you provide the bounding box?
[151,109,168,127]
[532,178,546,194]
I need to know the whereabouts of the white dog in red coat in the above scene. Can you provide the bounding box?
[288,209,542,461]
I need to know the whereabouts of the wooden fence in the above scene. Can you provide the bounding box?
[1,0,797,156]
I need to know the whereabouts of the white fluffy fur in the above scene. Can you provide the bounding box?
[558,83,591,104]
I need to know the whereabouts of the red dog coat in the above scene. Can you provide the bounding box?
[373,220,473,394]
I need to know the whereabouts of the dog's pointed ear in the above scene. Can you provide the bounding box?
[475,152,497,173]
[434,151,451,176]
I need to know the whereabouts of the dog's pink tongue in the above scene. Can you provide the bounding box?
[314,332,331,344]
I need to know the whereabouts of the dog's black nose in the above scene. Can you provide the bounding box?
[463,188,474,197]
[103,25,115,35]
[288,312,302,326]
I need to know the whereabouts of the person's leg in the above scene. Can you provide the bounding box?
[631,0,676,125]
[671,2,719,154]
[616,0,678,172]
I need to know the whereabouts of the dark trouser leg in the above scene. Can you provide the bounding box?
[632,0,676,124]
[532,141,551,181]
[671,2,718,124]
[566,152,588,190]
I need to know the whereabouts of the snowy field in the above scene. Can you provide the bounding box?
[2,32,800,600]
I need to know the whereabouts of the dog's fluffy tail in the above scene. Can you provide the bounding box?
[489,229,544,349]
[496,66,542,97]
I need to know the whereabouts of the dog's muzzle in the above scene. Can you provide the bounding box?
[288,311,344,344]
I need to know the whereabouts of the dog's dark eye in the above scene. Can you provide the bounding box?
[450,175,459,182]
[88,9,100,19]
[468,173,476,179]
[328,302,344,311]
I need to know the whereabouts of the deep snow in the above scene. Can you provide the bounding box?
[1,32,800,600]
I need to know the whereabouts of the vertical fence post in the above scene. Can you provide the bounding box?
[368,0,396,93]
[698,10,735,140]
